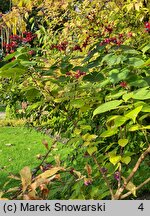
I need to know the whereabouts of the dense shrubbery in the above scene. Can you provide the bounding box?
[0,0,150,200]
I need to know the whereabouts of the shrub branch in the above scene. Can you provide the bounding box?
[114,145,150,199]
[92,155,114,199]
[121,177,150,199]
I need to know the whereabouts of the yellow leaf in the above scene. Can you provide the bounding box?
[36,167,64,179]
[31,178,49,191]
[20,166,32,192]
[126,181,136,197]
[121,156,131,164]
[118,139,128,147]
[82,133,97,141]
[42,139,49,150]
[0,198,9,200]
[85,164,92,176]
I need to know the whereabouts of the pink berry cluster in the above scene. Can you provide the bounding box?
[22,31,37,43]
[104,25,113,34]
[3,32,37,55]
[50,36,90,53]
[145,22,150,32]
[66,70,86,79]
[82,36,90,48]
[99,34,124,46]
[51,41,68,51]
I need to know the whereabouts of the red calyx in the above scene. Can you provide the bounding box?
[120,81,127,88]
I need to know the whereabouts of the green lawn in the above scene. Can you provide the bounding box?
[0,127,52,189]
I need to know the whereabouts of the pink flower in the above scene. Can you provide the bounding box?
[127,32,132,37]
[120,81,127,88]
[28,50,36,55]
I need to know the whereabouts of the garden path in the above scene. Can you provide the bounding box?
[0,112,5,119]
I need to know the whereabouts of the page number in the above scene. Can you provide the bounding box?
[138,203,144,211]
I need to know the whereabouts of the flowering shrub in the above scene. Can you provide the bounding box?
[0,0,150,200]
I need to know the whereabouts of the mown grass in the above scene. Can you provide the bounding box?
[0,126,52,189]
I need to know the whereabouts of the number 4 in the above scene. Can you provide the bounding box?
[138,203,144,211]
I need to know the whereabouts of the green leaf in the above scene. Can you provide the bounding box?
[109,155,121,165]
[107,115,128,128]
[129,79,148,87]
[82,133,97,141]
[142,58,150,67]
[118,139,128,147]
[122,92,134,102]
[26,102,43,111]
[70,99,85,108]
[102,54,120,66]
[109,68,129,84]
[0,68,26,78]
[93,100,123,117]
[20,60,37,67]
[132,88,150,100]
[141,125,150,130]
[0,59,18,70]
[141,105,150,112]
[128,125,140,131]
[80,125,92,131]
[106,91,127,100]
[3,51,17,61]
[114,116,129,127]
[86,57,101,69]
[128,57,145,67]
[82,45,105,63]
[83,72,104,82]
[87,146,97,155]
[100,128,118,138]
[121,156,131,164]
[123,49,139,55]
[141,43,150,54]
[26,90,41,102]
[125,106,143,123]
